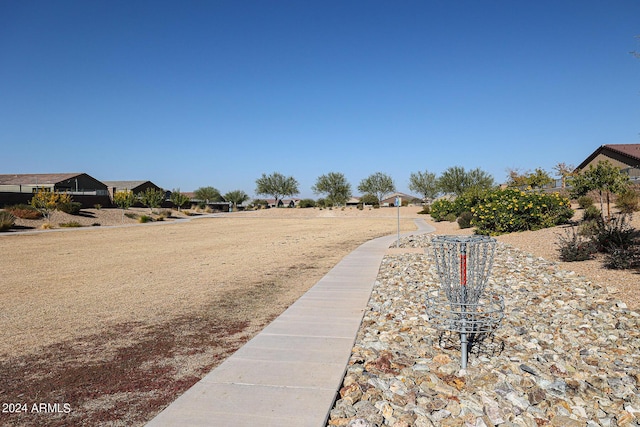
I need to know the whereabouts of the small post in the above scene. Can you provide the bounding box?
[395,196,401,246]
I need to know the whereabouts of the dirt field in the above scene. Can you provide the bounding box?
[0,206,421,426]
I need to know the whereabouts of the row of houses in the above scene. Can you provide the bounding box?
[2,144,639,209]
[0,172,423,210]
[0,173,173,209]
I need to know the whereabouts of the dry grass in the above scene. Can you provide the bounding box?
[0,206,420,426]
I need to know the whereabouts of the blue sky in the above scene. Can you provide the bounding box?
[1,1,639,198]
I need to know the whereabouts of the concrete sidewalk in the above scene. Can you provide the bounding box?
[146,219,435,427]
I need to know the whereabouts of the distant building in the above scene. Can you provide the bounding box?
[575,144,640,182]
[102,180,164,197]
[380,192,422,207]
[0,173,110,207]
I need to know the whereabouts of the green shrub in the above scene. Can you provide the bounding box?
[5,204,42,219]
[138,215,153,223]
[615,188,639,214]
[445,212,457,222]
[417,205,430,215]
[472,188,573,235]
[430,199,455,221]
[457,211,473,229]
[59,221,82,228]
[578,219,599,237]
[58,201,82,215]
[298,199,317,208]
[577,195,594,209]
[94,204,102,210]
[556,226,597,262]
[0,211,16,231]
[582,205,601,222]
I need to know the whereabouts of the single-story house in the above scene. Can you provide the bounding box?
[345,197,361,206]
[0,173,111,207]
[575,144,640,181]
[380,192,423,207]
[102,180,164,196]
[181,192,231,212]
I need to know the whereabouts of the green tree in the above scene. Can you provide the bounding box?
[408,170,439,202]
[113,190,136,222]
[312,172,352,206]
[224,190,249,211]
[359,194,380,207]
[357,172,395,204]
[170,188,191,211]
[569,160,630,219]
[30,189,72,223]
[194,186,222,205]
[437,166,467,196]
[508,168,553,189]
[526,168,554,189]
[465,168,495,193]
[138,188,165,213]
[438,166,494,196]
[255,172,299,204]
[506,168,528,188]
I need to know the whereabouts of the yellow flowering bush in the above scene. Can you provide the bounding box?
[472,188,573,235]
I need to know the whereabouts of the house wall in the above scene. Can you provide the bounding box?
[583,150,635,170]
[53,174,108,194]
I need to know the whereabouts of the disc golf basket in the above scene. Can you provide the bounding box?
[426,235,504,368]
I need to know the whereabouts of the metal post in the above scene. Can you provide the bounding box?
[460,241,468,368]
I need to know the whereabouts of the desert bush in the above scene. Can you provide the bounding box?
[31,189,72,222]
[615,188,639,214]
[429,199,455,221]
[156,210,172,219]
[603,246,640,270]
[298,199,317,208]
[591,214,638,253]
[417,205,430,215]
[5,204,42,219]
[582,205,601,222]
[59,221,82,228]
[94,204,102,210]
[444,212,457,222]
[125,212,138,219]
[472,189,573,235]
[556,226,597,262]
[578,219,600,237]
[457,211,473,229]
[138,215,153,223]
[58,201,82,215]
[0,211,16,231]
[577,195,594,209]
